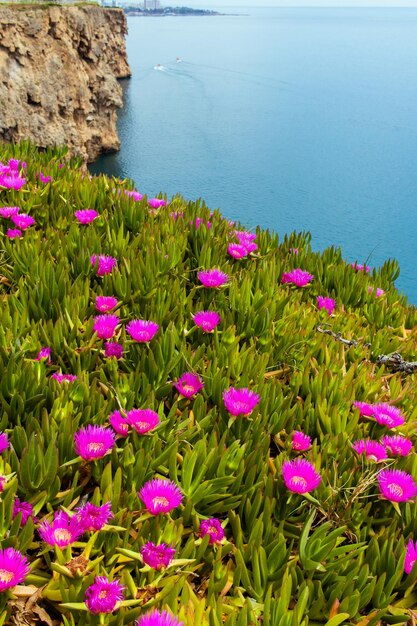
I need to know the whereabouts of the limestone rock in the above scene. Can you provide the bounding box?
[0,5,131,162]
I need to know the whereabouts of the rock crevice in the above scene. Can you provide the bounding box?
[0,5,131,162]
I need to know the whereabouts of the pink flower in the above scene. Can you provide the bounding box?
[0,548,30,591]
[95,296,118,312]
[94,314,119,340]
[136,611,183,626]
[148,198,166,209]
[77,502,112,531]
[381,435,413,457]
[351,263,370,273]
[0,476,6,492]
[104,342,124,359]
[75,209,98,224]
[126,409,160,434]
[192,310,221,332]
[0,432,9,454]
[234,231,256,244]
[378,469,417,502]
[373,403,405,429]
[85,576,125,614]
[289,248,299,255]
[0,206,19,218]
[174,373,204,398]
[368,286,385,298]
[228,243,249,259]
[90,255,117,276]
[138,478,183,515]
[140,542,175,569]
[126,319,159,343]
[353,400,375,417]
[197,269,229,288]
[352,439,388,462]
[11,214,35,230]
[74,425,116,461]
[125,190,143,201]
[51,372,77,383]
[38,172,52,184]
[223,387,260,417]
[405,540,417,574]
[0,174,26,190]
[292,431,311,452]
[109,410,129,436]
[281,269,314,287]
[6,229,22,239]
[192,217,211,230]
[39,511,83,547]
[282,459,321,494]
[36,347,52,363]
[200,518,225,544]
[317,296,335,315]
[13,498,34,526]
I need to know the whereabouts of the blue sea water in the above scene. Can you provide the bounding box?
[90,7,417,303]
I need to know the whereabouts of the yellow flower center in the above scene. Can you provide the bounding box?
[152,496,169,509]
[0,569,13,583]
[291,476,307,490]
[54,529,72,543]
[99,590,108,599]
[87,442,104,453]
[388,482,403,498]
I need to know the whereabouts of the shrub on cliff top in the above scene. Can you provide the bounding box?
[0,140,417,625]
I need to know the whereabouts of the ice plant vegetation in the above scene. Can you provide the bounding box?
[139,479,183,514]
[2,144,417,623]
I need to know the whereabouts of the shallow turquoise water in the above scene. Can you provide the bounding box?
[90,7,417,303]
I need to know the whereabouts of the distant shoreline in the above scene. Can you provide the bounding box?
[122,7,224,17]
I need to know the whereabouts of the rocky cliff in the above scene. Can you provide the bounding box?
[0,5,131,162]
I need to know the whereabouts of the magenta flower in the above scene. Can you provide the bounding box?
[234,231,256,244]
[378,469,417,502]
[405,540,417,574]
[192,217,211,230]
[317,296,335,315]
[136,611,183,626]
[51,372,77,383]
[148,198,166,209]
[0,432,9,454]
[96,296,118,312]
[223,387,260,417]
[200,518,225,544]
[174,373,204,398]
[353,400,375,417]
[104,341,124,359]
[109,410,129,436]
[140,542,175,569]
[38,172,52,184]
[138,479,183,515]
[197,269,229,288]
[90,255,117,276]
[0,174,26,190]
[77,502,112,531]
[74,425,116,461]
[368,286,385,298]
[0,548,30,591]
[85,576,125,614]
[0,206,19,218]
[39,511,83,547]
[282,459,321,494]
[75,209,98,224]
[36,347,52,362]
[0,476,6,492]
[352,439,388,462]
[192,310,221,332]
[126,409,160,434]
[6,229,22,239]
[289,248,299,255]
[125,190,143,201]
[228,243,249,259]
[11,214,35,230]
[13,498,34,526]
[281,269,314,287]
[292,431,311,452]
[126,319,159,343]
[373,403,405,429]
[94,314,119,340]
[351,262,370,272]
[381,435,413,457]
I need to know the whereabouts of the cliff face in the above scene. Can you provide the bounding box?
[0,5,131,162]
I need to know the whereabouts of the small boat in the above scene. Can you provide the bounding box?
[176,57,182,63]
[154,64,164,70]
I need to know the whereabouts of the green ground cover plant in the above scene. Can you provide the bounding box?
[0,141,417,625]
